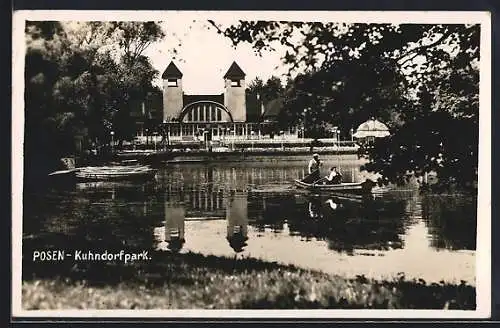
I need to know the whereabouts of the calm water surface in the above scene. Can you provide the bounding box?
[23,155,477,285]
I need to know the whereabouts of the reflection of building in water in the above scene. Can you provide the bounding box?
[226,191,249,252]
[164,184,226,217]
[162,164,307,218]
[164,201,186,252]
[165,165,307,190]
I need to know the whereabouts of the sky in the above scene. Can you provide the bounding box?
[138,10,482,95]
[25,10,488,96]
[145,17,290,94]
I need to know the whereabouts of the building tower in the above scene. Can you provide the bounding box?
[162,62,184,122]
[223,61,246,122]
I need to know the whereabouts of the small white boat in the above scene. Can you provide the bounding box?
[48,168,79,177]
[47,168,79,184]
[75,165,157,182]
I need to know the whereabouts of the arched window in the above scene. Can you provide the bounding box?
[199,105,205,121]
[210,106,216,121]
[179,101,234,123]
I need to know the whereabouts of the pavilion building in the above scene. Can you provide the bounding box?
[159,61,298,145]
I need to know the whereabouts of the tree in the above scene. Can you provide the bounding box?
[60,21,165,145]
[25,21,80,178]
[24,21,165,179]
[246,76,285,122]
[362,54,479,190]
[246,76,285,103]
[209,21,480,189]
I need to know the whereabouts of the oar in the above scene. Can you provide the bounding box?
[312,176,327,186]
[303,169,323,183]
[301,171,315,182]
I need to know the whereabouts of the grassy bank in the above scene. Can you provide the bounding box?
[22,251,475,310]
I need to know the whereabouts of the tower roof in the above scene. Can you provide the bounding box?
[223,61,246,79]
[162,62,183,79]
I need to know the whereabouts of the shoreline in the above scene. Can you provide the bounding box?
[114,147,362,164]
[22,250,475,310]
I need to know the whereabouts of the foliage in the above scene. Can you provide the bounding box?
[209,21,480,188]
[362,53,479,190]
[24,21,164,176]
[22,251,475,310]
[279,60,409,138]
[246,76,285,122]
[247,75,285,103]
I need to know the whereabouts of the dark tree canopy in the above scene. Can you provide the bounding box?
[24,21,165,180]
[209,20,480,190]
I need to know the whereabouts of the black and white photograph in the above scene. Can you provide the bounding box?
[12,10,491,318]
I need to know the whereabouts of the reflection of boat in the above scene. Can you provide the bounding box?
[248,183,295,193]
[76,180,153,190]
[325,199,341,210]
[294,179,377,194]
[75,165,157,182]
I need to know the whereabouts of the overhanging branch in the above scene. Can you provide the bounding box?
[396,30,454,64]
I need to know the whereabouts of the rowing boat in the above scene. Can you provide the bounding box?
[294,179,377,194]
[75,165,157,182]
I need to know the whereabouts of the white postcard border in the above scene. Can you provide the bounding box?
[12,10,492,319]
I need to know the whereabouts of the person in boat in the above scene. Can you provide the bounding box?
[325,166,342,184]
[307,153,322,183]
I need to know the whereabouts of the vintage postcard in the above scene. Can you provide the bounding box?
[12,10,491,319]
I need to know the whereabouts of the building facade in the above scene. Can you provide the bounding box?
[159,61,298,145]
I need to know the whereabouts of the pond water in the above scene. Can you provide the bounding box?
[23,155,477,285]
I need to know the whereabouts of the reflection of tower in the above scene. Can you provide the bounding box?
[164,200,186,253]
[226,190,248,252]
